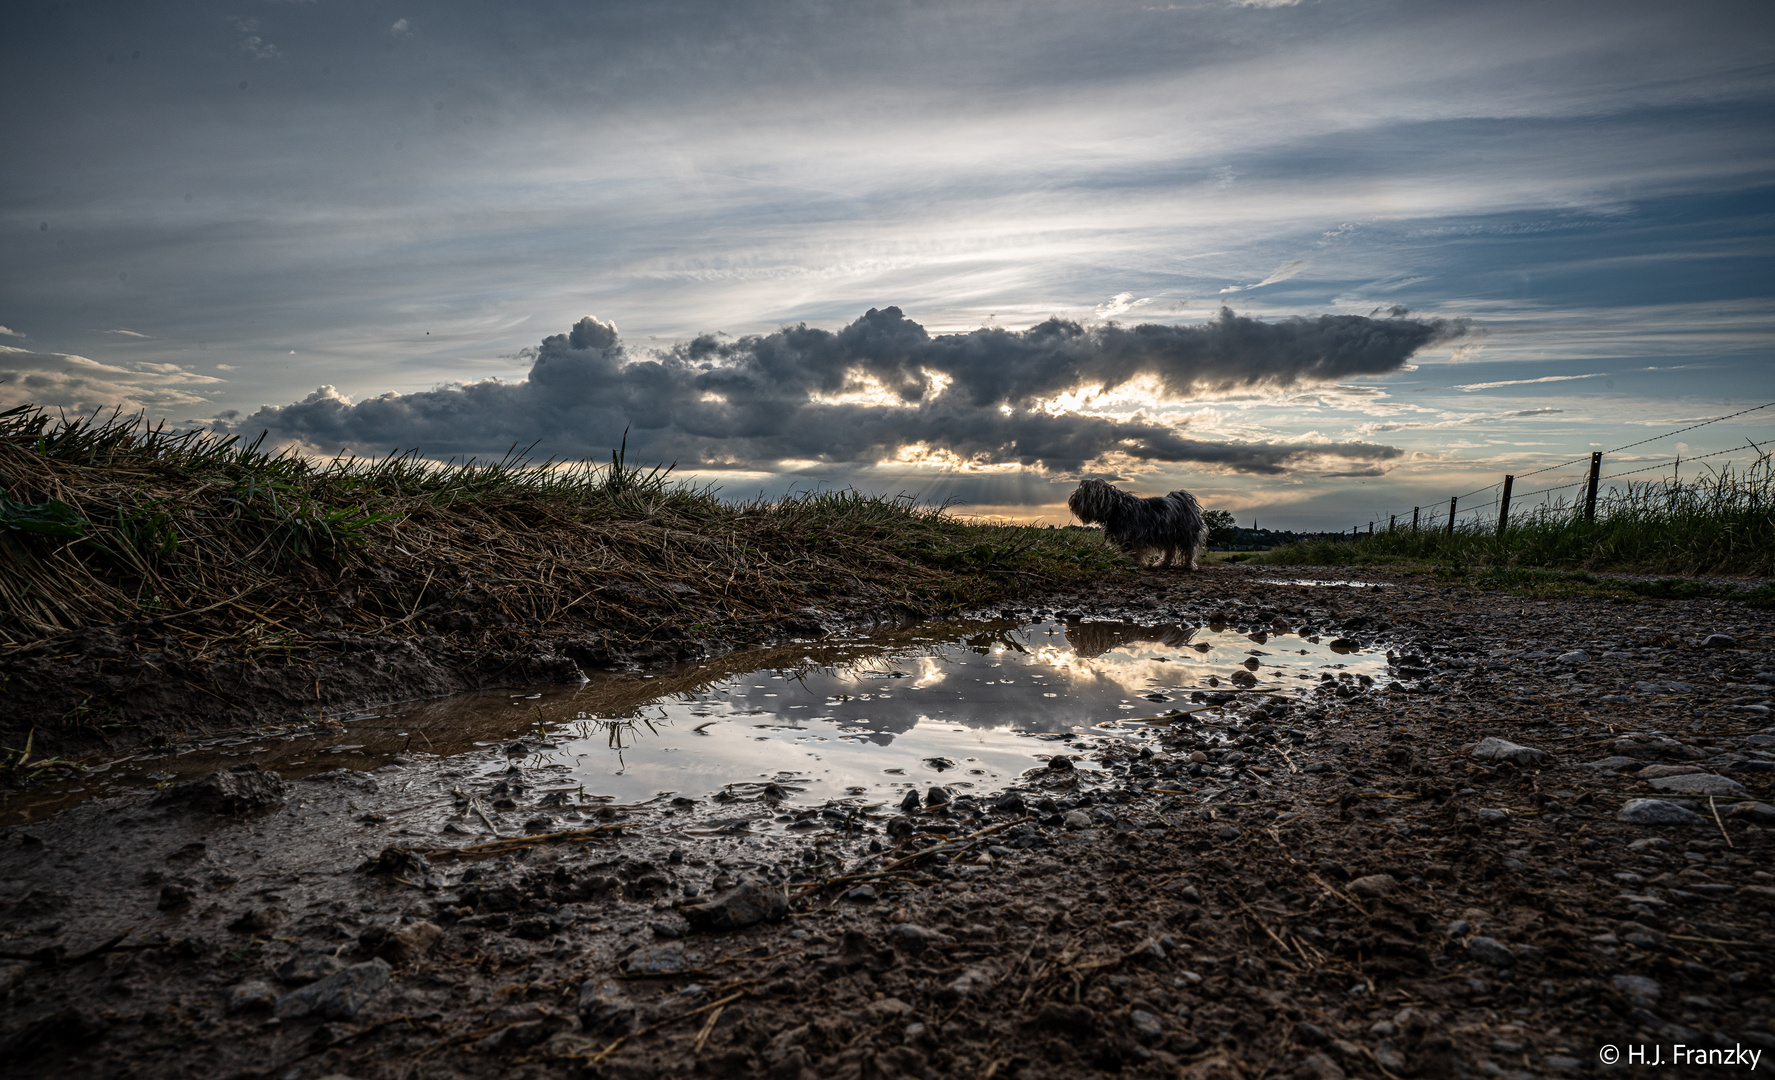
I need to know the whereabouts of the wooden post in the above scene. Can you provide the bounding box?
[1368,522,1374,536]
[1412,506,1420,531]
[1389,514,1396,532]
[1584,452,1602,522]
[1446,496,1457,536]
[1497,474,1514,535]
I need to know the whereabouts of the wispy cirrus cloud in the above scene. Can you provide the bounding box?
[1452,372,1605,392]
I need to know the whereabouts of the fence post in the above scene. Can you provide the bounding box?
[1389,514,1396,532]
[1446,496,1457,536]
[1497,474,1514,536]
[1584,452,1602,522]
[1412,506,1420,531]
[1368,522,1374,536]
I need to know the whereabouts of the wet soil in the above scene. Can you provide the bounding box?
[4,565,1775,1080]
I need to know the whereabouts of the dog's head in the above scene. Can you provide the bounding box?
[1067,478,1119,524]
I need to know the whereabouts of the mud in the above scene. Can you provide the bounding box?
[3,565,1774,1079]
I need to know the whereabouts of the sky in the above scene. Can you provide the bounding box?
[2,0,1772,528]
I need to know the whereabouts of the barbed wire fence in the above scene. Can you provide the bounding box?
[1339,401,1775,540]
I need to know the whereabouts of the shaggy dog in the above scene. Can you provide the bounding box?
[1067,478,1208,570]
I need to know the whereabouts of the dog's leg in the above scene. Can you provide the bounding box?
[1160,545,1175,568]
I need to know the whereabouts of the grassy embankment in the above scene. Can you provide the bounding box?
[0,404,1123,654]
[1258,453,1775,603]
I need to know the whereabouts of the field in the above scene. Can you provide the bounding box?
[1259,453,1775,582]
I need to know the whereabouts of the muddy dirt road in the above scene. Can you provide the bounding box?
[3,566,1772,1079]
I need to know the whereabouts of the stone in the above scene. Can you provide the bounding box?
[157,882,194,910]
[682,878,787,932]
[1063,810,1093,830]
[1617,799,1708,825]
[1465,936,1515,965]
[274,952,347,985]
[1131,1010,1164,1038]
[273,959,391,1021]
[1045,755,1074,772]
[1301,1051,1347,1080]
[940,966,992,1001]
[387,921,443,964]
[1702,634,1736,649]
[1470,737,1547,766]
[1647,774,1746,797]
[924,786,950,807]
[1347,874,1397,899]
[1477,808,1509,824]
[154,764,286,816]
[1556,650,1591,665]
[1725,802,1775,826]
[847,884,879,902]
[621,943,687,976]
[886,923,953,956]
[1612,974,1662,1005]
[225,981,278,1015]
[993,792,1026,814]
[1582,756,1642,771]
[1638,764,1703,778]
[1292,1021,1329,1045]
[577,978,635,1036]
[899,790,921,813]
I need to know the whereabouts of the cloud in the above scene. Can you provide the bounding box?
[103,328,150,338]
[1094,293,1154,319]
[0,326,22,338]
[1221,258,1309,293]
[225,306,1454,477]
[0,347,224,414]
[230,17,281,60]
[1452,372,1605,392]
[390,18,411,37]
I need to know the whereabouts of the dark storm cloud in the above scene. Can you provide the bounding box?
[226,307,1448,475]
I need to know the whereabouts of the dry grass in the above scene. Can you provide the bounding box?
[0,406,1121,654]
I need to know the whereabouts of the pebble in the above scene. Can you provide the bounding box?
[157,882,194,910]
[682,878,788,931]
[622,943,687,975]
[577,978,635,1036]
[1638,764,1703,778]
[1347,873,1396,898]
[1130,1010,1164,1038]
[153,765,287,816]
[1645,774,1746,797]
[272,959,391,1021]
[274,952,347,985]
[1063,810,1093,830]
[1702,634,1736,649]
[225,981,278,1015]
[1477,808,1509,824]
[1469,737,1548,766]
[1581,756,1642,771]
[1293,1020,1329,1045]
[1045,755,1074,772]
[1617,799,1709,825]
[899,790,921,813]
[847,885,879,902]
[924,786,950,807]
[1725,802,1775,826]
[1465,936,1516,966]
[1613,974,1663,1004]
[887,923,953,955]
[1556,650,1591,665]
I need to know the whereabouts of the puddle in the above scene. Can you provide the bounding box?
[2,619,1394,825]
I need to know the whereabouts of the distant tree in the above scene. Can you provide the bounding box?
[1203,508,1238,544]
